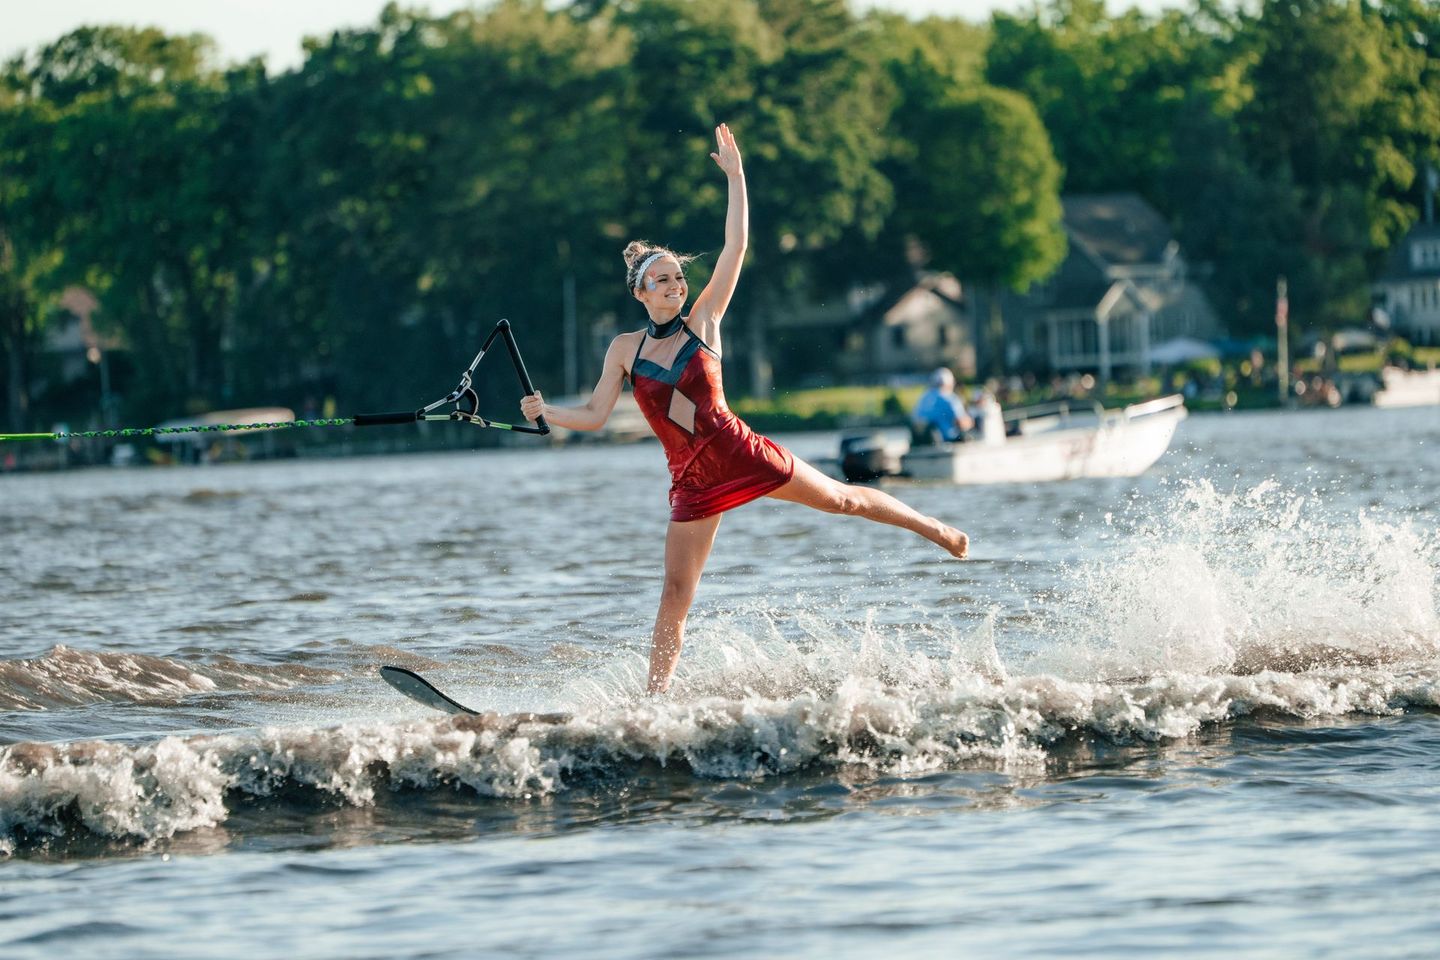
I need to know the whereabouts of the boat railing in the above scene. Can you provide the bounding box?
[1004,394,1185,436]
[1117,394,1187,421]
[1003,399,1106,436]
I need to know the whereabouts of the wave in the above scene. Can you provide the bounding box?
[3,654,1438,854]
[1024,478,1440,679]
[0,646,340,711]
[3,478,1435,852]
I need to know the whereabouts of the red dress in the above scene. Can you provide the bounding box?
[629,315,795,521]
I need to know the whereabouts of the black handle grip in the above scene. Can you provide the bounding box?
[353,410,420,427]
[499,319,550,436]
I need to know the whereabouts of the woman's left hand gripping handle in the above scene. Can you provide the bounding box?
[521,390,546,425]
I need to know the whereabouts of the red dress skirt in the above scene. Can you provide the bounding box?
[629,317,794,522]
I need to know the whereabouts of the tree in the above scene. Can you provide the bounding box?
[1235,0,1437,330]
[0,68,60,431]
[1374,0,1440,228]
[13,27,262,418]
[897,86,1066,374]
[252,1,633,414]
[808,9,990,291]
[604,0,895,395]
[986,0,1222,199]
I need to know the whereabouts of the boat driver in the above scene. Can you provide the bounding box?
[911,367,974,444]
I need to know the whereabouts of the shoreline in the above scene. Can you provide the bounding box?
[3,399,1432,475]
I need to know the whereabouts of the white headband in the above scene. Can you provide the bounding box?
[634,252,668,290]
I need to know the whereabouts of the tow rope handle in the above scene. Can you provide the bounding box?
[353,320,550,436]
[0,320,551,443]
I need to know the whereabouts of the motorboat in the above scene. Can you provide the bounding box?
[834,394,1188,485]
[1373,366,1440,408]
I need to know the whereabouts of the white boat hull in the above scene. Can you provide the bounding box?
[1374,367,1440,409]
[900,395,1187,485]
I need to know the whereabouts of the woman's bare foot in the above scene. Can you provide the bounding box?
[937,523,969,559]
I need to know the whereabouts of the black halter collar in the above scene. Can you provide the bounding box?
[647,313,685,339]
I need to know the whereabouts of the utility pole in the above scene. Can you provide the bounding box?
[563,270,578,396]
[1276,276,1289,405]
[1426,164,1437,225]
[558,238,578,396]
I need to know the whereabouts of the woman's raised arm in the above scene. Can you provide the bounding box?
[688,123,747,344]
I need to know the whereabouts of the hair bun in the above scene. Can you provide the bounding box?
[622,240,653,270]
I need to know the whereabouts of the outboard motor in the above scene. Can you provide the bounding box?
[839,432,894,482]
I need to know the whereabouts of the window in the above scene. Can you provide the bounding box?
[891,325,906,349]
[1056,318,1097,357]
[1111,318,1132,354]
[1410,241,1440,270]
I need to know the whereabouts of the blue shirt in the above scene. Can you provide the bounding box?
[913,388,969,441]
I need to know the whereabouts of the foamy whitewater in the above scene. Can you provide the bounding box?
[1,405,1437,959]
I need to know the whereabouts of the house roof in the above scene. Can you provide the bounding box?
[1047,278,1114,311]
[859,271,965,326]
[1063,194,1175,267]
[42,286,127,353]
[1378,221,1440,281]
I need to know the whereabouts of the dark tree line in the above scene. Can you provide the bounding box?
[2,0,1437,431]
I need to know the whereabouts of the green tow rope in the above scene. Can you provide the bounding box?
[0,418,354,443]
[0,319,551,444]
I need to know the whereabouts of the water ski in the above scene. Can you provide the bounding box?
[379,665,480,715]
[378,665,572,725]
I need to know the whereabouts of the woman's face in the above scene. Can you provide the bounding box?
[633,256,687,313]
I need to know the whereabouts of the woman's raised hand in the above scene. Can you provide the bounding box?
[710,123,743,178]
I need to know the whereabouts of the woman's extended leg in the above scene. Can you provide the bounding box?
[647,513,724,694]
[768,458,969,558]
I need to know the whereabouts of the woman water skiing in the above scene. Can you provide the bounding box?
[522,123,969,694]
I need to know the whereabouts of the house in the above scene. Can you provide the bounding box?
[770,271,976,387]
[43,288,106,383]
[1002,194,1222,379]
[762,194,1215,389]
[846,272,975,381]
[34,288,124,431]
[1372,222,1440,347]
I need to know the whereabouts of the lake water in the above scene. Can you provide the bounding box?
[1,404,1437,958]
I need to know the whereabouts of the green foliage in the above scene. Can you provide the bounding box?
[865,10,989,101]
[899,86,1066,292]
[1236,0,1419,329]
[814,10,993,290]
[611,0,894,317]
[13,25,218,107]
[989,0,1440,338]
[986,0,1226,198]
[6,27,262,419]
[248,2,635,413]
[734,383,920,418]
[0,76,57,431]
[1386,337,1414,362]
[5,0,1440,431]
